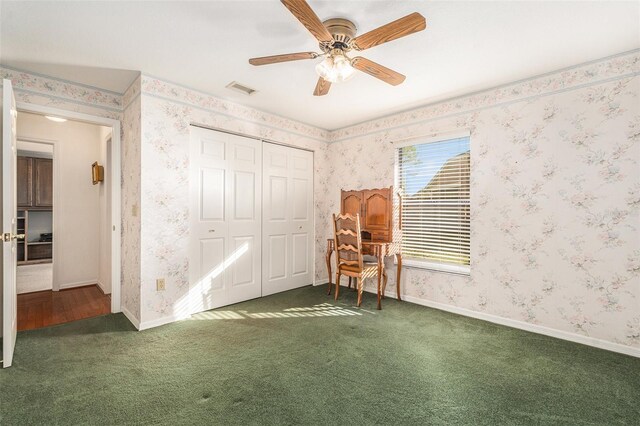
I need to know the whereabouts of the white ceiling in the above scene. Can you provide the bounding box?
[1,1,638,130]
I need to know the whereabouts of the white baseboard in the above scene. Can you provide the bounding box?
[332,282,640,359]
[313,276,329,286]
[96,280,111,295]
[121,306,140,330]
[17,284,52,294]
[138,313,190,331]
[58,279,99,290]
[402,294,639,358]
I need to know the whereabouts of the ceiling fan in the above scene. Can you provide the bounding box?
[249,0,426,96]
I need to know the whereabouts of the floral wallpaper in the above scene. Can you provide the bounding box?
[141,77,329,142]
[4,50,638,352]
[324,56,640,350]
[121,77,142,321]
[0,66,122,120]
[329,50,640,142]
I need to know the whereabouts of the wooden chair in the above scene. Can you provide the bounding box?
[332,213,387,308]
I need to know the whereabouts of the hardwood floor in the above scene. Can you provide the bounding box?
[17,285,111,331]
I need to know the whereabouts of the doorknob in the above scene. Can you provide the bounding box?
[3,233,25,242]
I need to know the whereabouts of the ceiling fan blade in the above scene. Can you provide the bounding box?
[351,57,406,86]
[313,77,331,96]
[352,12,426,51]
[281,0,333,43]
[249,52,319,66]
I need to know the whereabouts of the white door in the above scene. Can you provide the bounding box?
[262,143,314,296]
[189,126,261,313]
[1,79,18,368]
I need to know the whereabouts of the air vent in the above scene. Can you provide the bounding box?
[226,81,257,96]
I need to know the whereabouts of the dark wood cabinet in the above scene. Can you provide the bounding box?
[34,158,53,207]
[17,156,53,265]
[17,156,52,208]
[17,156,33,207]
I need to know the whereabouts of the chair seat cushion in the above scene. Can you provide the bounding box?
[340,262,379,273]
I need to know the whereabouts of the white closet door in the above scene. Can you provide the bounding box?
[189,127,261,313]
[262,143,313,296]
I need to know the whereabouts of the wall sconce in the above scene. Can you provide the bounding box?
[92,162,104,185]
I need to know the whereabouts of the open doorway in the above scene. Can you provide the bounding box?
[15,112,112,330]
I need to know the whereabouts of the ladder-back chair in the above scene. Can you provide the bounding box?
[332,213,387,308]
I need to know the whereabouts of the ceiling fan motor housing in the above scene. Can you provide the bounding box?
[321,18,357,52]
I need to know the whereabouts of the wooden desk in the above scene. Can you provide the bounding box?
[325,238,402,305]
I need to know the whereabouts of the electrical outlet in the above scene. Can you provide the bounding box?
[156,278,166,291]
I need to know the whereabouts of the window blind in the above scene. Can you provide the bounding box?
[397,136,470,271]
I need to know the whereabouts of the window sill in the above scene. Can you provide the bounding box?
[400,258,470,276]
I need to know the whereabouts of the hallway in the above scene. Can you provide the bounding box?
[17,285,110,331]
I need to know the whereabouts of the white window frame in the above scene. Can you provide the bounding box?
[394,130,471,276]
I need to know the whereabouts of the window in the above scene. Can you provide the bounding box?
[396,133,470,274]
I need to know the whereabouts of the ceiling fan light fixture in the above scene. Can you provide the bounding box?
[248,1,426,96]
[315,51,355,83]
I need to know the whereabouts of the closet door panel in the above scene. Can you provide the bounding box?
[233,171,256,220]
[291,233,309,276]
[288,149,313,287]
[262,144,290,295]
[189,127,261,312]
[262,143,313,296]
[230,235,256,287]
[267,234,287,280]
[199,238,225,291]
[226,135,261,305]
[268,176,287,220]
[200,168,225,220]
[190,128,229,312]
[292,178,310,220]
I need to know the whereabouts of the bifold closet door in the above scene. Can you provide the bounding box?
[262,143,314,296]
[189,126,261,313]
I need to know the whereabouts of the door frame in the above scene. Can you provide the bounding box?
[15,136,60,291]
[16,102,122,313]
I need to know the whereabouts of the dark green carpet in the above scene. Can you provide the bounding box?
[1,286,639,425]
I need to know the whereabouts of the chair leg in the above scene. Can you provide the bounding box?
[377,273,382,310]
[334,272,341,300]
[382,271,388,299]
[357,278,364,307]
[348,277,352,289]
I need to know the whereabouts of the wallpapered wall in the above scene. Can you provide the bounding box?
[137,76,330,326]
[121,77,142,322]
[0,67,122,120]
[2,50,638,352]
[323,51,640,350]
